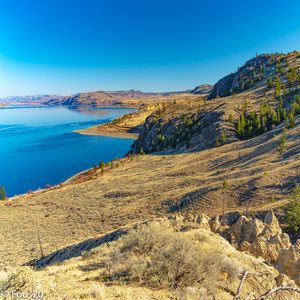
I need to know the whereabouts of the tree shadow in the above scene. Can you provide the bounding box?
[27,228,128,269]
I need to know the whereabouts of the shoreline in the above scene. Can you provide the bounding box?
[6,106,143,200]
[75,125,139,140]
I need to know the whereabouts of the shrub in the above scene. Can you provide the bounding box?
[274,76,281,97]
[0,186,7,200]
[277,129,287,155]
[103,220,242,293]
[220,132,227,144]
[222,180,229,189]
[0,268,35,296]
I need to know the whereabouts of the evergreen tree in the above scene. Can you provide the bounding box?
[277,98,283,121]
[267,77,273,88]
[220,132,227,144]
[274,76,282,98]
[288,109,296,128]
[278,129,287,155]
[0,186,6,200]
[287,67,297,85]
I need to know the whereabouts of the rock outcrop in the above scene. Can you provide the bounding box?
[191,84,213,95]
[276,240,300,285]
[208,54,279,99]
[175,209,300,286]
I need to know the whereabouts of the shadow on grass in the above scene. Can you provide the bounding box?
[27,228,128,269]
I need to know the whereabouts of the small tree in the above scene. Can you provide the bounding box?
[139,147,145,155]
[274,76,281,98]
[220,132,227,144]
[100,166,105,175]
[267,76,273,88]
[277,128,287,155]
[0,186,7,200]
[288,108,296,128]
[222,180,229,189]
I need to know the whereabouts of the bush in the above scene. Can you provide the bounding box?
[0,186,7,200]
[0,268,35,296]
[103,220,243,293]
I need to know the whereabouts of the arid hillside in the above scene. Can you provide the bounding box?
[1,112,300,266]
[1,52,300,299]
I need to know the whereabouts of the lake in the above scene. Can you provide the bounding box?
[0,106,136,197]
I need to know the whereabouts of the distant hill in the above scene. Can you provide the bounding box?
[1,90,195,107]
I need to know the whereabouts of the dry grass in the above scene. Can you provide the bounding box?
[101,220,244,293]
[0,115,300,267]
[0,218,292,299]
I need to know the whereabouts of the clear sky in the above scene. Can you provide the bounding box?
[1,0,300,97]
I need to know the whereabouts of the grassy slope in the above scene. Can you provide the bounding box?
[1,115,299,267]
[1,52,300,273]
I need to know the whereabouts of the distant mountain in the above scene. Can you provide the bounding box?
[1,90,192,107]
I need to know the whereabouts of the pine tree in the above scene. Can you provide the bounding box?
[0,186,6,200]
[237,119,242,137]
[274,76,282,98]
[288,109,296,128]
[267,77,273,88]
[277,98,283,121]
[220,132,227,144]
[278,129,287,155]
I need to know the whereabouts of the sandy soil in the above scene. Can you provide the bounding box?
[75,125,139,139]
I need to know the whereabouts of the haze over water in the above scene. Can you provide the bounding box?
[0,106,135,197]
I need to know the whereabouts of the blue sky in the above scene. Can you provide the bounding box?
[1,0,300,97]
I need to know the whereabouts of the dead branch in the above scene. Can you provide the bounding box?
[233,271,249,300]
[244,292,255,300]
[258,286,300,299]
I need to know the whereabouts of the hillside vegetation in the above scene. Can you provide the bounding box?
[1,51,300,299]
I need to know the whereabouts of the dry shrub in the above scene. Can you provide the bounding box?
[0,267,36,296]
[103,220,243,294]
[176,287,212,300]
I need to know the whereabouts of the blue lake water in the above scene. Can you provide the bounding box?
[0,106,136,197]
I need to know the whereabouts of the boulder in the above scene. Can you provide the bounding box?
[231,216,264,244]
[264,209,282,235]
[276,245,300,285]
[209,215,221,232]
[195,214,211,231]
[275,273,297,287]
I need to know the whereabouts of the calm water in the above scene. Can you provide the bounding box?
[0,106,135,197]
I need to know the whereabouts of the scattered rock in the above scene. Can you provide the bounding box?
[264,209,282,235]
[195,214,211,230]
[276,242,300,285]
[209,215,221,232]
